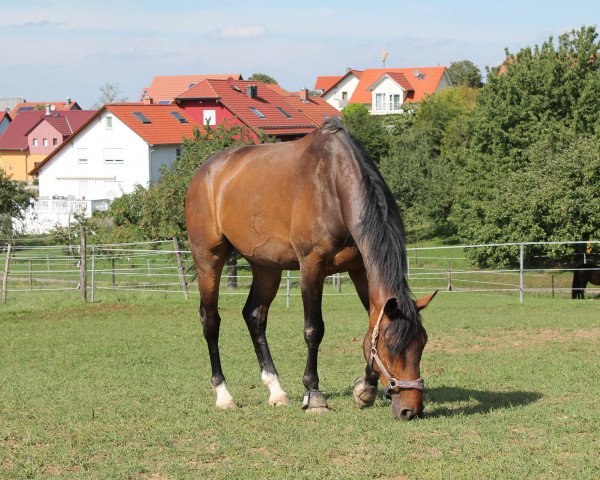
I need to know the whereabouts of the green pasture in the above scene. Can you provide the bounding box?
[1,288,599,479]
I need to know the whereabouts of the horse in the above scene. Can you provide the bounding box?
[185,117,436,420]
[571,263,600,299]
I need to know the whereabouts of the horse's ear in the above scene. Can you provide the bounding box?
[415,291,438,311]
[383,297,399,317]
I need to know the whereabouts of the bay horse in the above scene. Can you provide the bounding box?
[185,117,436,420]
[571,263,600,299]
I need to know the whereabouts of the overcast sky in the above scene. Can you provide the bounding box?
[1,0,598,108]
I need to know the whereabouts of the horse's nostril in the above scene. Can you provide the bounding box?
[400,408,413,420]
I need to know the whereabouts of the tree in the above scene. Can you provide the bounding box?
[248,73,278,84]
[447,60,483,88]
[341,104,389,163]
[93,82,128,108]
[0,170,35,236]
[452,26,600,265]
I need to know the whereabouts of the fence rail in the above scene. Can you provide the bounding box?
[2,231,599,305]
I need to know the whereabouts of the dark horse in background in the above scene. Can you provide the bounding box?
[185,117,435,420]
[572,263,600,299]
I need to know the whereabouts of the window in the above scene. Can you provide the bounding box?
[249,107,265,119]
[77,148,88,164]
[170,111,188,123]
[176,148,181,158]
[132,112,151,124]
[103,148,124,164]
[105,116,113,129]
[32,138,38,147]
[157,100,171,105]
[53,138,58,146]
[375,93,385,111]
[276,106,292,118]
[203,109,216,126]
[389,94,401,111]
[43,138,48,147]
[188,82,197,89]
[342,91,348,101]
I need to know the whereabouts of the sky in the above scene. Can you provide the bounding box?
[1,0,599,108]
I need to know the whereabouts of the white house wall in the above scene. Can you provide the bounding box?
[369,78,406,115]
[322,75,360,111]
[38,111,150,201]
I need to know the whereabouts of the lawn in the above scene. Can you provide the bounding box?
[1,289,599,479]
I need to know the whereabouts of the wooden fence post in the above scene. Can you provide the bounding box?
[28,259,33,289]
[519,243,524,304]
[111,257,116,286]
[2,244,11,304]
[80,226,87,302]
[173,237,189,300]
[447,261,453,291]
[551,274,555,299]
[286,270,291,308]
[91,246,96,303]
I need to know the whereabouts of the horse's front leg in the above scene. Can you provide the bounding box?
[299,260,329,413]
[348,267,379,408]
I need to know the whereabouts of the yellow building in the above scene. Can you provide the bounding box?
[0,150,45,182]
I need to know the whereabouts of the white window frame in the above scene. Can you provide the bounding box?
[32,138,38,147]
[203,109,216,126]
[375,93,385,111]
[77,148,88,164]
[389,94,401,111]
[43,138,48,147]
[105,116,113,129]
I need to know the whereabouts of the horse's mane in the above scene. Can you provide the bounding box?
[320,117,421,354]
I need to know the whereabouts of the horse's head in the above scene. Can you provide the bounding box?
[363,291,437,420]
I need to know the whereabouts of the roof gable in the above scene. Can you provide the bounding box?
[177,79,318,135]
[140,74,243,103]
[0,111,45,150]
[350,67,448,104]
[33,111,96,137]
[368,72,414,92]
[320,70,363,95]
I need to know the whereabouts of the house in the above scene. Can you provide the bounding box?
[24,104,198,233]
[138,74,243,104]
[0,111,11,136]
[10,99,81,118]
[175,78,327,141]
[0,109,94,182]
[266,86,341,126]
[317,66,452,114]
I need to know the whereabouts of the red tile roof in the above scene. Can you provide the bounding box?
[371,72,414,92]
[39,110,96,136]
[177,79,317,135]
[279,93,341,126]
[350,67,448,104]
[0,112,10,123]
[139,74,243,103]
[314,75,344,92]
[10,101,80,118]
[106,104,199,145]
[29,104,200,176]
[318,70,363,95]
[0,111,45,150]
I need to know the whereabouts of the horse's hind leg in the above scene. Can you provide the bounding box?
[243,264,289,406]
[196,245,236,409]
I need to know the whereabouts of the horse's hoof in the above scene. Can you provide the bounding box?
[353,376,377,408]
[302,389,328,411]
[215,399,237,410]
[268,393,289,407]
[305,406,329,414]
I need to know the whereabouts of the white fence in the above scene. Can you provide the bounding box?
[2,235,599,305]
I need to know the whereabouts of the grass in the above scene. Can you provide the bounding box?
[1,289,599,479]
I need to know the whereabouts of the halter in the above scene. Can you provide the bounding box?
[369,306,425,398]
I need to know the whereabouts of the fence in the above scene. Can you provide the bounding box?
[2,230,599,305]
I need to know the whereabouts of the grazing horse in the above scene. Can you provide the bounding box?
[572,263,600,299]
[185,117,435,420]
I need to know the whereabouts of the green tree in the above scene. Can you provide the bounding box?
[452,26,600,265]
[248,73,278,84]
[447,60,483,88]
[0,170,35,236]
[341,104,389,163]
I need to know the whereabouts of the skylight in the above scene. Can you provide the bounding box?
[249,107,265,119]
[18,106,35,112]
[157,100,171,105]
[132,112,151,124]
[276,106,292,118]
[188,82,197,89]
[170,111,188,123]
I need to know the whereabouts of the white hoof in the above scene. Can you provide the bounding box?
[268,393,289,407]
[262,371,288,407]
[214,382,236,410]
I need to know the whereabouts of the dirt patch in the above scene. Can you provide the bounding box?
[427,327,600,353]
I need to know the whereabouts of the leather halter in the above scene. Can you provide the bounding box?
[369,306,425,398]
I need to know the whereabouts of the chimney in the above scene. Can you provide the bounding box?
[45,104,52,116]
[246,85,258,99]
[144,96,154,105]
[300,88,309,102]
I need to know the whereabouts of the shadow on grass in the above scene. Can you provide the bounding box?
[424,386,542,417]
[330,385,542,418]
